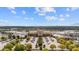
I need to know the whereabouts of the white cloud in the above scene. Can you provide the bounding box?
[22,10,26,15]
[7,7,16,14]
[58,14,65,21]
[11,10,16,14]
[36,7,56,13]
[59,14,70,21]
[59,14,64,18]
[35,7,56,16]
[35,7,40,12]
[66,7,79,11]
[66,8,70,11]
[24,17,34,20]
[66,14,70,17]
[59,18,65,21]
[38,13,45,16]
[45,16,57,21]
[42,7,56,13]
[24,17,28,20]
[7,7,15,10]
[45,15,65,21]
[71,7,79,11]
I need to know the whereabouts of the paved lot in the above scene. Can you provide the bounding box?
[50,37,60,50]
[0,37,74,51]
[43,37,60,50]
[28,37,38,49]
[0,37,60,50]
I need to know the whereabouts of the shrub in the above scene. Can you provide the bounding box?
[68,44,76,51]
[15,39,20,43]
[50,44,56,50]
[26,43,32,51]
[58,44,66,50]
[0,36,7,41]
[65,40,73,48]
[14,43,25,51]
[27,36,30,41]
[37,37,43,46]
[72,47,79,51]
[58,39,66,44]
[3,43,14,50]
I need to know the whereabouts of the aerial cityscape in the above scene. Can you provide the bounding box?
[0,7,79,51]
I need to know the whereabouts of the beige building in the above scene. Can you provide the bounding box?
[28,29,52,37]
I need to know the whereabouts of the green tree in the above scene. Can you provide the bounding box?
[58,44,66,50]
[3,43,14,50]
[15,38,20,43]
[26,43,32,51]
[8,33,12,39]
[72,47,79,51]
[1,36,6,41]
[50,44,56,50]
[14,43,25,51]
[58,39,66,44]
[68,44,76,51]
[37,37,43,46]
[27,36,30,41]
[75,43,79,47]
[43,44,46,48]
[65,40,73,49]
[35,44,38,48]
[37,37,43,50]
[16,35,20,39]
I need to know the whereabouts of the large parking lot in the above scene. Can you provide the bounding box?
[0,30,79,51]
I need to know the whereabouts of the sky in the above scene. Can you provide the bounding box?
[0,7,79,26]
